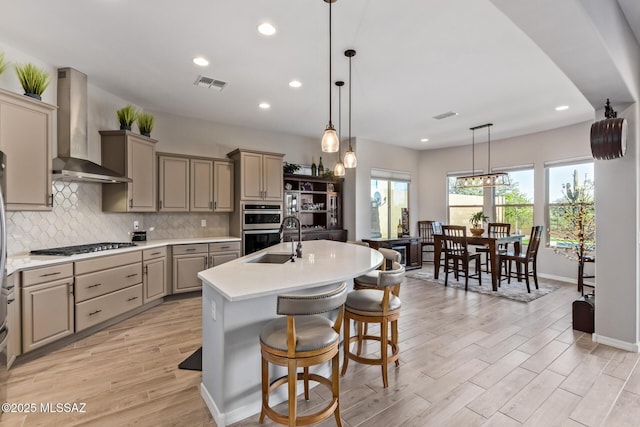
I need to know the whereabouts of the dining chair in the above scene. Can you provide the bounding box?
[418,220,436,263]
[431,221,445,272]
[498,225,543,293]
[259,283,347,426]
[442,225,482,290]
[476,222,511,272]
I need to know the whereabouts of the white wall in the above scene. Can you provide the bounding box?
[418,121,595,280]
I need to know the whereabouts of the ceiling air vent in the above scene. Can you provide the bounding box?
[194,75,228,91]
[433,111,459,120]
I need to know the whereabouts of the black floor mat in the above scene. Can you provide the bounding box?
[178,347,202,371]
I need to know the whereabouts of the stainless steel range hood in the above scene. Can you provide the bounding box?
[52,68,131,183]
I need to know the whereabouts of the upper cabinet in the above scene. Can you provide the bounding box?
[157,152,234,213]
[0,88,55,211]
[100,130,157,212]
[228,149,283,201]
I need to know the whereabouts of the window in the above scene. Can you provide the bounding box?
[546,161,595,249]
[370,178,409,239]
[447,175,483,227]
[494,168,534,241]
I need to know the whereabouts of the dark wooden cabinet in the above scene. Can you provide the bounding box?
[361,237,422,270]
[283,174,346,241]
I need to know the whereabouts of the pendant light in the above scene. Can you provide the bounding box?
[321,0,339,153]
[343,48,357,168]
[455,123,510,188]
[334,80,346,177]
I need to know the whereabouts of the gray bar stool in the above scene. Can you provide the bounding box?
[259,283,347,426]
[341,262,405,388]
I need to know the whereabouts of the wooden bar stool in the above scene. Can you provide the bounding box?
[341,262,405,388]
[259,283,347,426]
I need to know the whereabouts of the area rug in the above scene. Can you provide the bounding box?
[178,347,202,371]
[405,269,556,303]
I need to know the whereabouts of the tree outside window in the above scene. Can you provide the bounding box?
[494,169,534,242]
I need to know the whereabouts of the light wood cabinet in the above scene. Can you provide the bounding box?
[229,149,283,201]
[143,247,167,303]
[0,88,55,211]
[22,265,74,353]
[172,244,208,293]
[158,155,189,212]
[208,241,240,267]
[100,130,157,212]
[213,160,234,212]
[76,284,142,332]
[190,158,213,211]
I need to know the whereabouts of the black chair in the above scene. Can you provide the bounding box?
[418,220,436,263]
[476,223,511,272]
[441,225,482,290]
[499,225,543,293]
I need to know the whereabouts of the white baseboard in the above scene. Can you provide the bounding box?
[537,272,575,284]
[200,383,225,427]
[592,334,640,353]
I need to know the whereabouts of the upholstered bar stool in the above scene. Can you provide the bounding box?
[341,262,405,388]
[259,283,347,427]
[353,247,401,290]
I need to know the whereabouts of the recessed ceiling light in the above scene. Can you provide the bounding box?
[555,105,569,111]
[289,80,302,88]
[257,23,276,36]
[420,138,429,142]
[259,102,271,109]
[193,57,209,67]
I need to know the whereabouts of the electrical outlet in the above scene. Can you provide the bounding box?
[201,219,207,227]
[133,220,139,230]
[211,301,217,320]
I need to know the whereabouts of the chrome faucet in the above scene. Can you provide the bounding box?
[279,215,302,258]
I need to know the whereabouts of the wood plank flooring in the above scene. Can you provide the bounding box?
[2,266,640,426]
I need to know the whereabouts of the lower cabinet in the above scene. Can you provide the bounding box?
[208,242,240,267]
[172,244,209,293]
[76,284,143,331]
[21,264,75,353]
[143,247,168,303]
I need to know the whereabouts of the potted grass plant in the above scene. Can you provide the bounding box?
[469,211,489,236]
[0,51,8,76]
[117,104,138,131]
[137,112,155,137]
[15,63,50,100]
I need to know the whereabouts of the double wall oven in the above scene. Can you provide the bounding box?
[242,203,283,255]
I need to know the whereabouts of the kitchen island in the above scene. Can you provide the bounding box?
[198,240,383,426]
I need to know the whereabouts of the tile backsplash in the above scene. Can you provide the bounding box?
[6,181,230,256]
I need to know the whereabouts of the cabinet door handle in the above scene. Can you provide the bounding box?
[89,309,102,316]
[204,257,208,269]
[151,251,161,256]
[127,296,139,302]
[8,298,14,304]
[88,283,102,288]
[219,246,230,250]
[40,272,61,277]
[129,198,133,208]
[214,201,217,209]
[159,200,163,209]
[209,201,213,209]
[185,248,197,252]
[144,265,148,275]
[126,273,138,278]
[68,282,74,295]
[49,194,54,207]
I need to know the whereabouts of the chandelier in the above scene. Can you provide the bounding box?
[456,123,510,188]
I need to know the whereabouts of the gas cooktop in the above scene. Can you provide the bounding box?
[30,242,137,256]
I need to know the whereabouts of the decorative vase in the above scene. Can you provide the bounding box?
[470,228,484,236]
[24,93,41,101]
[120,124,132,131]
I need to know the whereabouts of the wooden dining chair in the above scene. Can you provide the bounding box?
[431,221,445,271]
[498,225,543,293]
[441,225,482,290]
[476,223,511,272]
[418,220,436,263]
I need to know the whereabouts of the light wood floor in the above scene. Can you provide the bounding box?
[2,266,640,427]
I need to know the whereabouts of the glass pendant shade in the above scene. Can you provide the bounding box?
[334,160,345,176]
[321,125,339,152]
[343,147,357,168]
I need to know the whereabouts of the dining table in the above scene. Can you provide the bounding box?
[433,232,524,291]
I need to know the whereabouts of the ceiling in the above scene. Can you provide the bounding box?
[0,1,637,150]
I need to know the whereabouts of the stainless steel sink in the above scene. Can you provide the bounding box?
[247,252,293,264]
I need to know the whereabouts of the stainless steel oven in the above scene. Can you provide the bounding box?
[241,202,283,255]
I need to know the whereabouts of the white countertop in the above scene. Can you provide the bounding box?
[7,236,241,275]
[198,240,384,302]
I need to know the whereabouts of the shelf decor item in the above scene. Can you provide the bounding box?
[0,51,8,76]
[116,104,138,131]
[469,211,488,236]
[283,162,301,174]
[14,63,50,100]
[590,98,627,160]
[137,112,155,137]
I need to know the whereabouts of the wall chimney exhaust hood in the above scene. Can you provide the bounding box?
[52,67,131,183]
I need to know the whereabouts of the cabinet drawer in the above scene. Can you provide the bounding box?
[143,247,167,261]
[172,244,208,255]
[208,241,240,253]
[75,263,142,302]
[75,284,143,332]
[75,251,142,275]
[22,263,73,287]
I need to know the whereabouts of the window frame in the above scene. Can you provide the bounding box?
[370,173,410,239]
[446,174,484,227]
[492,165,535,238]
